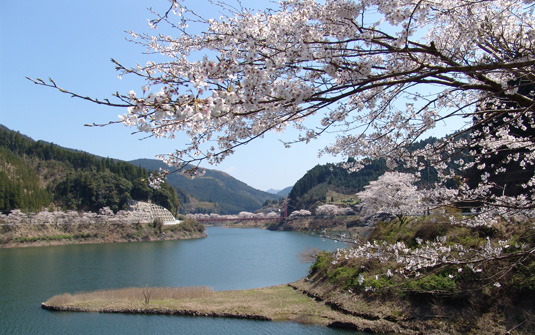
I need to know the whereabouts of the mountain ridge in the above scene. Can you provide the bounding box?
[130,159,280,214]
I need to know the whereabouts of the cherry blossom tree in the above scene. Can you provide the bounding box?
[29,0,535,283]
[316,204,354,216]
[34,210,56,224]
[81,211,98,224]
[237,211,255,218]
[5,210,28,225]
[64,210,81,224]
[265,211,281,218]
[357,171,421,224]
[316,204,339,216]
[289,209,312,217]
[30,0,535,214]
[97,207,115,223]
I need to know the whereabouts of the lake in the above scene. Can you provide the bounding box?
[0,226,364,334]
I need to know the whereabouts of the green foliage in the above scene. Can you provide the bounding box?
[0,126,180,214]
[131,179,151,201]
[368,209,475,248]
[151,183,180,216]
[404,273,457,293]
[362,276,392,291]
[0,147,52,212]
[309,251,334,276]
[152,217,164,232]
[54,171,133,212]
[166,218,205,234]
[510,259,535,293]
[329,265,359,289]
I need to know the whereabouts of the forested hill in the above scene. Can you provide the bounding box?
[287,137,446,213]
[286,136,465,213]
[130,159,280,214]
[287,159,388,213]
[0,125,181,215]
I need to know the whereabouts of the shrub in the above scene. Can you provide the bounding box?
[309,251,333,276]
[510,259,535,294]
[14,234,74,243]
[404,273,457,294]
[153,217,163,232]
[329,265,359,289]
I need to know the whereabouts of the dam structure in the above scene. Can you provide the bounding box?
[129,201,180,225]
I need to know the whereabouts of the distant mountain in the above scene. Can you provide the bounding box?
[130,159,279,214]
[266,186,292,197]
[276,186,292,198]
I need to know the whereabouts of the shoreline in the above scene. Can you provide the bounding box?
[41,303,273,321]
[1,232,207,249]
[0,221,206,249]
[41,303,272,322]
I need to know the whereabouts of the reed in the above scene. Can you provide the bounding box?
[46,286,213,306]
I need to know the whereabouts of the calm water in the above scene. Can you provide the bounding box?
[0,227,363,335]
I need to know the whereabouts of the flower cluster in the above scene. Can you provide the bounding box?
[186,211,280,221]
[1,207,151,225]
[331,237,531,282]
[315,204,355,216]
[109,1,530,174]
[356,172,421,223]
[289,209,312,217]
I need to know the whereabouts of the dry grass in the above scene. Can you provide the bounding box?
[43,284,377,328]
[46,286,213,307]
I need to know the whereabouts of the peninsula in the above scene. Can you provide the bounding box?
[41,282,411,334]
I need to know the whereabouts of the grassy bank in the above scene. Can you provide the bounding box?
[0,218,206,248]
[42,284,410,334]
[306,213,535,335]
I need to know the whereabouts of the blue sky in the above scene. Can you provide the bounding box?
[1,0,342,191]
[1,0,460,191]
